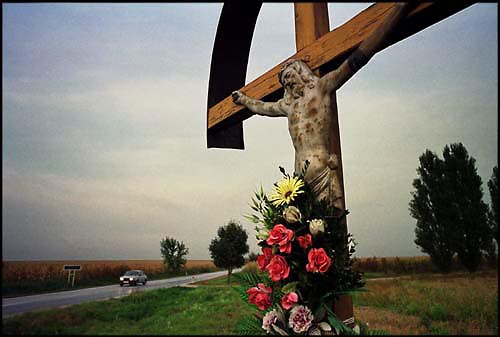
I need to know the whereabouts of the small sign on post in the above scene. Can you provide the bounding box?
[63,265,81,287]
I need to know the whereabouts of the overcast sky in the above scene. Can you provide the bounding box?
[2,3,497,260]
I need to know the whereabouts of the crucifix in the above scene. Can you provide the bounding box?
[207,1,474,326]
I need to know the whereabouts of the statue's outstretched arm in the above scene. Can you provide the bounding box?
[319,3,416,93]
[232,90,288,117]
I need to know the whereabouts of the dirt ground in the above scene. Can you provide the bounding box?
[355,305,423,335]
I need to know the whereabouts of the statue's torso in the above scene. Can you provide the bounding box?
[285,86,343,208]
[286,87,337,175]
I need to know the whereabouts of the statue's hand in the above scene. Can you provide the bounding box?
[231,90,244,105]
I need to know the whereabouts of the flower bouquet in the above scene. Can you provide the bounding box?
[236,163,365,335]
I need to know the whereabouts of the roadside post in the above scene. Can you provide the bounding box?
[63,265,81,287]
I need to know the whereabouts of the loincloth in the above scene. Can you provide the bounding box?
[307,165,343,210]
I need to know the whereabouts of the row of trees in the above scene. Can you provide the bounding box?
[410,143,498,272]
[160,221,249,282]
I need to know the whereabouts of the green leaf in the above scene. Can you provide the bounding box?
[281,281,298,294]
[313,305,326,322]
[235,315,264,335]
[233,271,267,288]
[324,305,355,335]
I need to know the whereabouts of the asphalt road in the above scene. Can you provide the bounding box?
[2,269,238,318]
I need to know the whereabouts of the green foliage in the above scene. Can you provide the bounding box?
[240,164,365,335]
[410,149,456,272]
[324,305,356,335]
[2,286,256,335]
[209,220,249,283]
[442,143,490,272]
[160,236,189,273]
[247,251,259,262]
[487,166,498,246]
[236,315,265,335]
[410,143,491,273]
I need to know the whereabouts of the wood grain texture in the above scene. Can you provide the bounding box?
[294,3,330,52]
[207,2,474,130]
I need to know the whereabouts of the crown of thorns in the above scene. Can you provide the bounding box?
[278,59,301,85]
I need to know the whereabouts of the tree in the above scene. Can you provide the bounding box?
[487,166,498,247]
[247,251,259,262]
[160,236,189,274]
[209,220,249,284]
[409,143,491,273]
[485,166,498,266]
[442,143,490,272]
[410,149,456,272]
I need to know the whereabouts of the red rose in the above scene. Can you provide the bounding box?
[266,255,290,281]
[246,283,272,310]
[266,224,294,254]
[257,247,273,271]
[306,248,331,273]
[281,291,299,310]
[297,234,312,249]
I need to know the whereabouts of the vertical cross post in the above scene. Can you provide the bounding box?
[294,2,354,326]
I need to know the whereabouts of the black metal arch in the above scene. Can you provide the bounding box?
[207,2,263,150]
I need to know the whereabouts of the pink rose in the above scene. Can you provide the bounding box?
[297,234,312,249]
[281,291,299,310]
[266,224,294,254]
[266,255,290,281]
[246,283,272,310]
[306,248,331,273]
[257,247,273,271]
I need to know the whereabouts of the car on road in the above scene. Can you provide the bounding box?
[119,270,148,286]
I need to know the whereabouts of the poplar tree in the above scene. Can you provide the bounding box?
[410,143,490,272]
[442,143,490,272]
[487,166,498,247]
[410,149,455,272]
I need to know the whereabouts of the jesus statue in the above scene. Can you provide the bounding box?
[232,3,414,210]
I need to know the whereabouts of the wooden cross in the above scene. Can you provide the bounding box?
[206,1,474,326]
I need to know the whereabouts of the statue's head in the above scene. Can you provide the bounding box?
[278,59,317,100]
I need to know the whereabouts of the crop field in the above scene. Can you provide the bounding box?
[2,260,215,282]
[2,260,217,297]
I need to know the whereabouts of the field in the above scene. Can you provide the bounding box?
[3,256,496,298]
[2,269,497,335]
[2,260,218,297]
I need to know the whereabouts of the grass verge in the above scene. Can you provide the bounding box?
[2,285,254,335]
[353,270,498,335]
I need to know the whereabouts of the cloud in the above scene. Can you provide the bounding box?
[2,3,497,260]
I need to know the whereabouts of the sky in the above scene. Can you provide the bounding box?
[2,3,497,260]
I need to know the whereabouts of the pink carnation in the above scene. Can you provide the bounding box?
[288,305,314,333]
[281,291,298,310]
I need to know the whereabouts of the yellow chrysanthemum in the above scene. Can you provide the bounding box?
[269,176,305,207]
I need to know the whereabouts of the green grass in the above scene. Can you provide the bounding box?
[3,271,497,335]
[353,271,498,334]
[362,272,387,280]
[2,286,254,335]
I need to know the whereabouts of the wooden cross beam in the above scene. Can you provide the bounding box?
[207,2,475,149]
